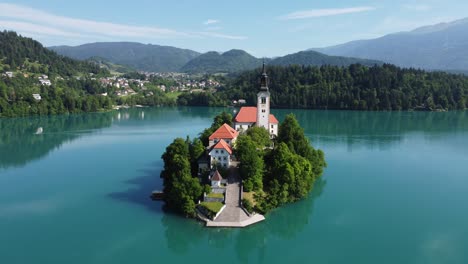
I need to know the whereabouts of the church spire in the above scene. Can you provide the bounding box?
[260,61,268,91]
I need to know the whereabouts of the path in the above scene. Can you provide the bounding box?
[206,161,265,227]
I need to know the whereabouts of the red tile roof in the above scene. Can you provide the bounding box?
[211,139,232,154]
[211,170,223,181]
[209,123,239,140]
[269,114,279,124]
[234,106,257,123]
[234,106,279,124]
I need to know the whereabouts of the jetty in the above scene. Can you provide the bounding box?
[150,190,164,200]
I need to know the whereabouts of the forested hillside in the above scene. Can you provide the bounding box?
[0,31,105,77]
[179,64,468,111]
[0,31,113,117]
[180,49,261,74]
[50,42,200,72]
[270,50,381,68]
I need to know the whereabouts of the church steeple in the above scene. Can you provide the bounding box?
[260,61,268,91]
[256,61,270,131]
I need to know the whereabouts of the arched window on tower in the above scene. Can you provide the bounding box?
[261,97,266,104]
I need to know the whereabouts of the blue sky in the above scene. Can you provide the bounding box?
[0,0,467,57]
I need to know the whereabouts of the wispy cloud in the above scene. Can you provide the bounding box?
[0,20,83,37]
[279,6,375,20]
[197,31,247,40]
[0,3,188,38]
[0,3,245,42]
[203,19,220,25]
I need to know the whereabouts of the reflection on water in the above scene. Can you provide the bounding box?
[0,107,230,170]
[2,108,465,170]
[160,177,326,263]
[0,113,113,169]
[1,107,468,264]
[273,110,468,149]
[235,178,326,263]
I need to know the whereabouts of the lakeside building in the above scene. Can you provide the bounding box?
[233,63,279,137]
[208,139,232,168]
[204,63,278,172]
[208,123,239,147]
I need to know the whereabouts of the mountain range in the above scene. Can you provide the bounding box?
[48,17,468,73]
[313,17,468,71]
[50,42,200,72]
[50,44,381,73]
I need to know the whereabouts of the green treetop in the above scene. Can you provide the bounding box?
[235,135,264,192]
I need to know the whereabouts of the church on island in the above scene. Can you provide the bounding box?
[233,63,279,136]
[201,64,279,175]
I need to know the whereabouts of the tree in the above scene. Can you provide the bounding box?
[160,138,203,217]
[277,114,313,158]
[246,126,271,149]
[277,114,326,178]
[213,111,233,127]
[236,135,264,191]
[264,142,314,206]
[189,137,205,176]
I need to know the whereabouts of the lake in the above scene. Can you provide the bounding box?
[1,107,467,264]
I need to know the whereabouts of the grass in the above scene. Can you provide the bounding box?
[206,192,224,199]
[166,91,181,100]
[200,201,224,213]
[243,191,257,206]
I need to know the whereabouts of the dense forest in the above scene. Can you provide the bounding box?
[237,114,326,213]
[0,31,106,77]
[0,31,112,117]
[180,64,468,111]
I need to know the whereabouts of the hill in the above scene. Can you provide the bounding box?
[179,64,468,111]
[50,41,385,74]
[180,49,262,73]
[313,17,468,71]
[181,49,382,74]
[0,31,106,77]
[270,50,381,67]
[49,42,200,72]
[0,31,113,117]
[85,56,135,74]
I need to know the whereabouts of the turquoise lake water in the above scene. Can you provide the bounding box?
[0,108,467,264]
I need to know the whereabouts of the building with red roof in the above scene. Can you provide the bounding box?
[208,123,239,147]
[208,139,233,168]
[210,170,224,187]
[233,63,279,137]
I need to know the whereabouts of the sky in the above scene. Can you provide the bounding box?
[0,0,467,57]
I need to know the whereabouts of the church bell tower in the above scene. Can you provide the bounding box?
[256,62,270,130]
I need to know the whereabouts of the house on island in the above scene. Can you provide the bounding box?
[233,63,279,137]
[208,123,239,147]
[210,170,225,187]
[208,139,232,168]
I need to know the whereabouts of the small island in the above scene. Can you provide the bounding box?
[158,64,326,227]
